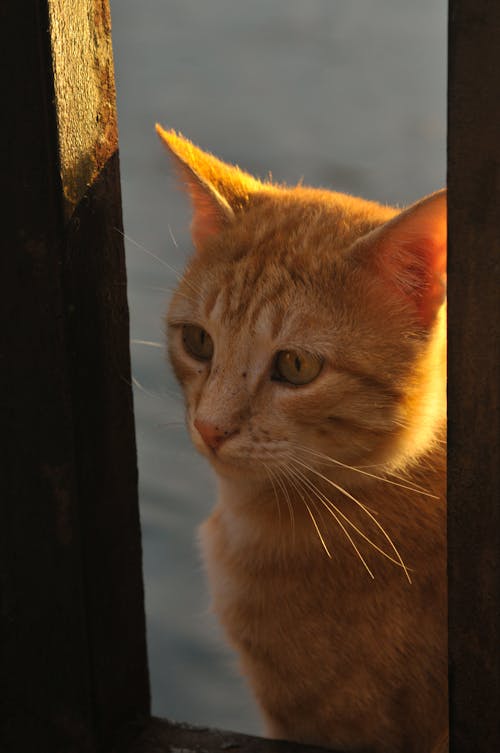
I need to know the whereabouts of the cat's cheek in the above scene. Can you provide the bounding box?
[272,389,328,440]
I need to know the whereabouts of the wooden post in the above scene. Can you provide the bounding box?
[0,2,150,752]
[448,1,500,751]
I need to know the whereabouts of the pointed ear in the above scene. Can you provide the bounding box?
[155,125,261,251]
[356,189,447,328]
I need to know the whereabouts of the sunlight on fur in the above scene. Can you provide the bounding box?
[157,125,447,753]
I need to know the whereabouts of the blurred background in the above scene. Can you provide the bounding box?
[110,0,446,736]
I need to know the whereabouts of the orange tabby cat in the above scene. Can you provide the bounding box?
[156,125,447,753]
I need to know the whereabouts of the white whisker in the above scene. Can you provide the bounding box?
[285,462,374,577]
[282,461,332,558]
[271,465,295,539]
[131,375,164,401]
[131,339,163,349]
[290,455,411,583]
[168,224,179,248]
[290,441,437,499]
[115,227,205,299]
[261,461,282,530]
[288,459,411,574]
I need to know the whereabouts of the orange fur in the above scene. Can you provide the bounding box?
[157,126,447,753]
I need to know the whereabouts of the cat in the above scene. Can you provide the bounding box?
[156,125,447,753]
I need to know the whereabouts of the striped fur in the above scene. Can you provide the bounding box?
[158,127,447,753]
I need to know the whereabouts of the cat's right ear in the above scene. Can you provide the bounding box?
[155,125,260,251]
[353,189,447,328]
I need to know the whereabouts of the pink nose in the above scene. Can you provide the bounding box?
[194,418,239,451]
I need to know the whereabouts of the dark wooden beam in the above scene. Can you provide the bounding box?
[119,718,340,753]
[448,1,500,751]
[0,2,149,752]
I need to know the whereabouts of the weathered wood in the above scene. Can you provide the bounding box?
[47,0,119,219]
[448,1,500,752]
[0,2,149,752]
[119,718,340,753]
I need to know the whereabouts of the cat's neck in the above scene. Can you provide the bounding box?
[214,432,445,573]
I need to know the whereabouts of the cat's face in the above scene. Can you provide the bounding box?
[168,196,442,485]
[159,128,446,486]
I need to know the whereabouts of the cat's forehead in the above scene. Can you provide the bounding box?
[196,264,335,354]
[206,260,287,324]
[207,287,282,340]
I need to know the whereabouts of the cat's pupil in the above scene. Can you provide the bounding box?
[295,356,301,372]
[200,330,205,344]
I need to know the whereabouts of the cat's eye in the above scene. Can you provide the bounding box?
[182,324,214,361]
[273,350,323,385]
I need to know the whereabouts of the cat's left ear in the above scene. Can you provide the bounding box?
[355,189,447,328]
[155,125,261,251]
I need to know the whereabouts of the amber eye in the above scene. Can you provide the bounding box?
[182,324,214,361]
[273,350,323,385]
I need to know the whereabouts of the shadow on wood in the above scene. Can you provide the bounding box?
[1,1,149,751]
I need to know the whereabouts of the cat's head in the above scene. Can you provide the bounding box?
[157,126,446,487]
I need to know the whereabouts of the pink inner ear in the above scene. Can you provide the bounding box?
[156,125,239,251]
[187,177,234,250]
[376,191,447,327]
[390,237,446,327]
[419,239,447,327]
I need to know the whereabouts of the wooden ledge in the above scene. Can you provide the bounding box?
[119,718,342,753]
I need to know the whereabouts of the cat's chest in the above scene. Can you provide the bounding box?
[198,503,444,662]
[199,510,370,657]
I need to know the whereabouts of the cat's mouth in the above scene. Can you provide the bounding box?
[193,436,246,469]
[190,423,270,478]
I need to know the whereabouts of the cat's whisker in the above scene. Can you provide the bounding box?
[261,461,283,531]
[115,227,206,300]
[131,339,163,349]
[291,440,432,495]
[167,224,179,248]
[285,462,374,577]
[282,462,332,559]
[146,285,201,305]
[290,458,375,579]
[114,279,199,303]
[287,460,412,573]
[290,455,411,583]
[172,290,203,305]
[272,465,295,540]
[290,441,437,499]
[131,375,166,401]
[145,285,203,306]
[154,420,186,430]
[121,371,182,403]
[301,499,332,559]
[115,227,182,279]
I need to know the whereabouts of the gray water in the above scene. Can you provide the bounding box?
[110,0,446,735]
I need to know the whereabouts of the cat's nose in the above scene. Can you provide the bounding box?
[194,418,239,451]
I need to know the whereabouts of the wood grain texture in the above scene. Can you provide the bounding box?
[0,1,149,751]
[118,718,342,753]
[448,1,500,751]
[48,0,118,218]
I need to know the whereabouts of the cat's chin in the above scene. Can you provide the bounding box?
[205,453,267,483]
[191,440,272,484]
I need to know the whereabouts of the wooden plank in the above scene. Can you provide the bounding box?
[0,1,95,749]
[0,2,149,751]
[448,1,500,751]
[47,0,119,220]
[119,718,340,753]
